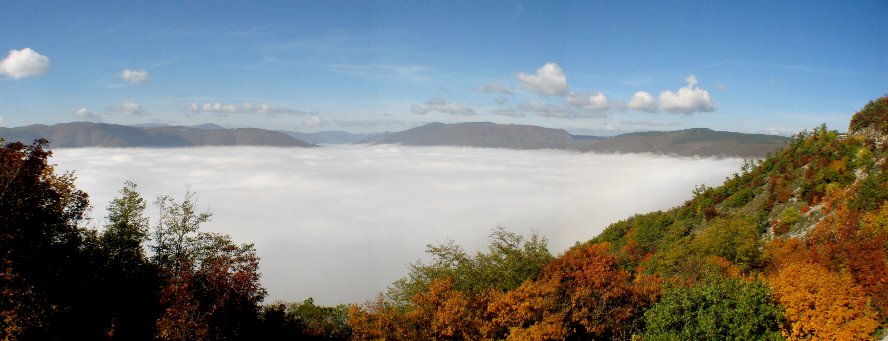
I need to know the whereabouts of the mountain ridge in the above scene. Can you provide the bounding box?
[0,122,316,148]
[360,122,787,158]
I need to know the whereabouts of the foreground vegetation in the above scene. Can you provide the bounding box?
[1,97,886,339]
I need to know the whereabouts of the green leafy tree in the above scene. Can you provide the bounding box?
[387,226,552,306]
[643,272,784,340]
[100,181,162,340]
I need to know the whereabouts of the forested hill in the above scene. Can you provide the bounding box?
[1,98,885,340]
[359,122,592,150]
[0,122,315,147]
[348,97,888,340]
[360,122,787,157]
[582,127,788,158]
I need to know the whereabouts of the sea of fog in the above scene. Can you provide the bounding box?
[51,145,745,305]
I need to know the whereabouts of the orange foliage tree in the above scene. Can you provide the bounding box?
[806,189,888,317]
[769,262,879,340]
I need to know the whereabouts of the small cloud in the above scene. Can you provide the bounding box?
[120,69,150,84]
[513,100,604,119]
[410,98,476,116]
[301,115,323,128]
[517,62,568,96]
[188,102,311,116]
[476,83,513,95]
[490,108,525,118]
[74,107,102,122]
[619,120,681,127]
[111,102,149,116]
[760,127,797,136]
[329,118,418,129]
[715,83,727,91]
[657,74,715,114]
[0,48,50,79]
[627,91,657,112]
[566,92,611,112]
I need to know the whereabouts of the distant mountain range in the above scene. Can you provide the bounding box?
[580,128,787,157]
[358,122,602,150]
[0,122,315,148]
[0,121,787,157]
[281,130,379,144]
[359,122,786,157]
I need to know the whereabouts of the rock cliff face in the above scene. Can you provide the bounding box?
[848,96,888,148]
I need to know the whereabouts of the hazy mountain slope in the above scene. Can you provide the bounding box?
[359,122,594,150]
[360,122,786,157]
[581,128,787,157]
[282,130,377,144]
[0,122,315,147]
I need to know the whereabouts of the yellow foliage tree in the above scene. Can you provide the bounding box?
[768,262,879,340]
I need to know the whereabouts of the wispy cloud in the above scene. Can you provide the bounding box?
[75,107,102,122]
[110,102,149,116]
[410,98,476,116]
[120,69,150,84]
[187,102,312,116]
[476,83,513,95]
[327,63,430,82]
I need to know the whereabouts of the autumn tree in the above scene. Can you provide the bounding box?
[0,139,109,339]
[769,262,879,340]
[151,191,267,340]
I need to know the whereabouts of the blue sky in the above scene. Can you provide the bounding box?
[1,1,886,135]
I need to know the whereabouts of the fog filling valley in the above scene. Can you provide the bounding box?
[52,145,745,305]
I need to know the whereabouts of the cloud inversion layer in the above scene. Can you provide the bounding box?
[52,146,743,305]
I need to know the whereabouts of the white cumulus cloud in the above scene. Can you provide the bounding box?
[517,62,568,96]
[627,91,657,112]
[0,48,50,79]
[410,98,476,116]
[120,69,150,84]
[566,92,611,112]
[658,74,715,114]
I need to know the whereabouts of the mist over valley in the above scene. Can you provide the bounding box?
[52,145,745,304]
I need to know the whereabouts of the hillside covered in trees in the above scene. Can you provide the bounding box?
[1,97,886,340]
[347,97,888,340]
